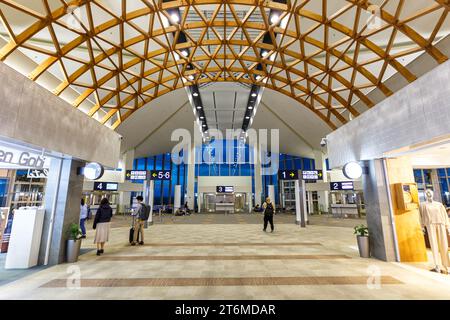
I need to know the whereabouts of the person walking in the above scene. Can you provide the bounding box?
[93,198,113,256]
[79,199,88,238]
[131,196,149,246]
[262,197,275,233]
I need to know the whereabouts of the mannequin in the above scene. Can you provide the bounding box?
[419,189,450,274]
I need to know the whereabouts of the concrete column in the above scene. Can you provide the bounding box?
[39,157,85,266]
[314,150,329,214]
[307,191,314,214]
[118,149,135,212]
[253,146,263,206]
[197,192,203,213]
[186,145,196,210]
[268,185,275,205]
[174,185,182,210]
[361,159,397,262]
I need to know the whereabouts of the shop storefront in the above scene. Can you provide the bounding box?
[0,139,51,259]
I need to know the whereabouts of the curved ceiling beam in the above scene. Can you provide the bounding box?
[0,0,448,130]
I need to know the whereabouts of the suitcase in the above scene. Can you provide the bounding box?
[129,215,142,243]
[129,227,140,244]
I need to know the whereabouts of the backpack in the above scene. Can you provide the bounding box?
[139,204,151,220]
[265,203,274,215]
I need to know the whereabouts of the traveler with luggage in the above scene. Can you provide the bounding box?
[93,198,113,256]
[262,197,275,233]
[131,196,150,246]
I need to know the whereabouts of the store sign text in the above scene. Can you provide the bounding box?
[0,149,47,169]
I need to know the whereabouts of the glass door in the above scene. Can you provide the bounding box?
[234,193,246,212]
[203,193,216,212]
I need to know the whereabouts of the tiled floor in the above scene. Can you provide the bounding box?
[113,213,366,227]
[0,215,449,300]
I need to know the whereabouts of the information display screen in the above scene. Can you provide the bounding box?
[216,186,234,193]
[278,170,298,180]
[125,170,148,181]
[150,170,171,181]
[302,170,323,181]
[330,181,354,191]
[94,182,119,191]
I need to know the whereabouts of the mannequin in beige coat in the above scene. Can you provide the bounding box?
[419,189,450,274]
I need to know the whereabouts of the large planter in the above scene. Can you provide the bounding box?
[356,235,370,258]
[66,239,82,263]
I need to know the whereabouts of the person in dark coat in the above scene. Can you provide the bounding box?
[93,198,113,256]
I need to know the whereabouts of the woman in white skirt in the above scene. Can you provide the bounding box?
[93,198,113,256]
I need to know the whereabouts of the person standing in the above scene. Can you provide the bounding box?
[131,196,148,246]
[80,199,88,239]
[262,197,275,233]
[93,198,113,256]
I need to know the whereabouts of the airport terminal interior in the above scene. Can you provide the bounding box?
[0,0,450,300]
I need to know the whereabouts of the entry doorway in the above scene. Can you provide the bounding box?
[201,192,248,213]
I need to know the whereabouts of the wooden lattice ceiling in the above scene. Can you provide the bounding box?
[0,0,449,130]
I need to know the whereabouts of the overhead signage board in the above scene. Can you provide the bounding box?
[330,181,354,191]
[27,169,49,179]
[302,170,323,181]
[278,170,298,180]
[125,170,148,181]
[150,170,171,181]
[216,186,234,193]
[94,182,118,191]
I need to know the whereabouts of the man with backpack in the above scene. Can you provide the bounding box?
[131,196,150,246]
[262,197,275,233]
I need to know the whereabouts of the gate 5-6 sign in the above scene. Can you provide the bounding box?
[150,170,171,181]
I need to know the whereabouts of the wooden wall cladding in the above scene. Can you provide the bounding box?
[387,158,427,263]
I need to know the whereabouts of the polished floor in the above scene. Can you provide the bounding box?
[1,214,450,300]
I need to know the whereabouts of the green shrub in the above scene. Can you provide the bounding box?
[69,223,82,240]
[354,224,369,237]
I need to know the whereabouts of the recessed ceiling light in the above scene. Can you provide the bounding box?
[193,92,199,97]
[202,124,206,127]
[251,93,257,97]
[248,106,253,110]
[245,116,250,119]
[200,116,204,119]
[197,106,202,109]
[170,13,180,23]
[270,14,280,24]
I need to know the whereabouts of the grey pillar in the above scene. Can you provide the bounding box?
[39,157,85,266]
[362,159,397,262]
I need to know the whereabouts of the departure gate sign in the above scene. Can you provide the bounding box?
[278,170,298,180]
[150,170,171,181]
[125,170,147,181]
[94,182,119,191]
[302,170,323,181]
[216,186,234,193]
[330,181,354,191]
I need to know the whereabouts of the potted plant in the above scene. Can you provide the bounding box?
[66,223,82,263]
[354,224,370,258]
